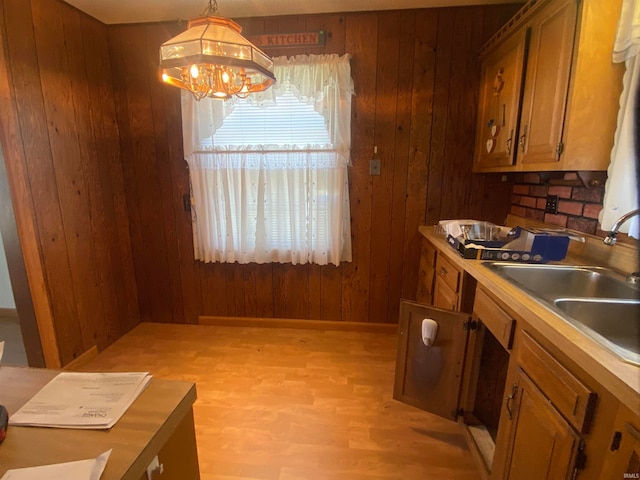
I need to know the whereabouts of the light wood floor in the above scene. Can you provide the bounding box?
[78,322,480,480]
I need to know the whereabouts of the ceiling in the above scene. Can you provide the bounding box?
[63,0,520,25]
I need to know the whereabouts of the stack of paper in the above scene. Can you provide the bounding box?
[9,372,151,429]
[0,450,111,480]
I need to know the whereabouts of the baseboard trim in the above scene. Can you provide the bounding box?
[198,316,398,334]
[0,308,18,317]
[63,345,99,371]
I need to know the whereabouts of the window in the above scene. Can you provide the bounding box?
[181,54,355,265]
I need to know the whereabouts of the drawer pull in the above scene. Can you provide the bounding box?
[439,267,448,276]
[505,382,518,420]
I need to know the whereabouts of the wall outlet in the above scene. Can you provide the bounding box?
[545,195,559,214]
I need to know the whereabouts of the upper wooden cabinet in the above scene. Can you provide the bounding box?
[474,28,528,169]
[473,0,624,172]
[518,0,576,166]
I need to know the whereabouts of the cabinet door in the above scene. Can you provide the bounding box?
[600,405,640,479]
[518,0,577,165]
[393,300,470,421]
[495,368,581,480]
[474,28,528,169]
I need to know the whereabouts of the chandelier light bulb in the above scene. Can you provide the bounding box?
[190,64,200,78]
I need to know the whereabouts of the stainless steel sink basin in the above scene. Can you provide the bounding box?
[483,262,640,365]
[484,263,640,301]
[554,298,640,365]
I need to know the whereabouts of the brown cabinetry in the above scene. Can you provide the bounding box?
[416,239,436,305]
[408,229,640,480]
[492,331,596,480]
[600,405,640,479]
[393,300,470,420]
[474,28,528,169]
[473,0,624,172]
[495,367,582,479]
[517,0,576,167]
[396,281,514,478]
[415,238,475,313]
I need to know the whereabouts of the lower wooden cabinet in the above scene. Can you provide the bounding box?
[416,239,437,305]
[394,289,514,477]
[393,300,469,420]
[409,232,639,480]
[141,408,200,480]
[599,405,640,479]
[493,367,582,480]
[415,238,476,313]
[492,331,595,480]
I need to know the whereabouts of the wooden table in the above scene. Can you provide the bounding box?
[0,366,200,480]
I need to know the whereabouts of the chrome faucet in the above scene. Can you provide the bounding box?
[604,209,640,245]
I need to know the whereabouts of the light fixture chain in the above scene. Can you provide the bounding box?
[203,0,219,16]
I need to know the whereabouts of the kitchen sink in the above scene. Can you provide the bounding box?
[553,298,640,365]
[483,262,640,365]
[484,263,640,301]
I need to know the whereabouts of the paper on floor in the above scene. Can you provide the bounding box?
[0,449,111,480]
[9,372,151,429]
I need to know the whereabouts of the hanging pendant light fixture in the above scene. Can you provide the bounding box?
[159,0,275,100]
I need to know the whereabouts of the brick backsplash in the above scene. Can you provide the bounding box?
[509,173,606,236]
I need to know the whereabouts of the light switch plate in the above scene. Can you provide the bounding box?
[369,159,381,176]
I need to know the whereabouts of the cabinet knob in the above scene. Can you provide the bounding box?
[439,267,448,277]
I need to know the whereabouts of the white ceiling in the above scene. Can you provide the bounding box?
[63,0,519,25]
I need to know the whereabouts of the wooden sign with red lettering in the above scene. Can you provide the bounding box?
[247,31,326,49]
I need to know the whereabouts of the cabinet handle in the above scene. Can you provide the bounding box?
[439,267,448,277]
[505,382,518,420]
[506,129,514,155]
[519,124,528,153]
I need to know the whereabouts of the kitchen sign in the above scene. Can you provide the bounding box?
[247,31,326,49]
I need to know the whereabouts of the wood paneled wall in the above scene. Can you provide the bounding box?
[0,0,140,366]
[109,5,518,326]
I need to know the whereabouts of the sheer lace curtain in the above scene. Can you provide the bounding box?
[599,0,640,238]
[182,54,354,265]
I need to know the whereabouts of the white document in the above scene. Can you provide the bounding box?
[0,341,4,362]
[9,372,151,429]
[0,449,111,480]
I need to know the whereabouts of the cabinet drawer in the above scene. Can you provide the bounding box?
[434,280,458,311]
[421,239,436,266]
[435,255,460,293]
[517,331,597,433]
[473,288,515,350]
[416,240,437,304]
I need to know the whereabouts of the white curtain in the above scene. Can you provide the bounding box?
[600,0,640,238]
[182,54,354,266]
